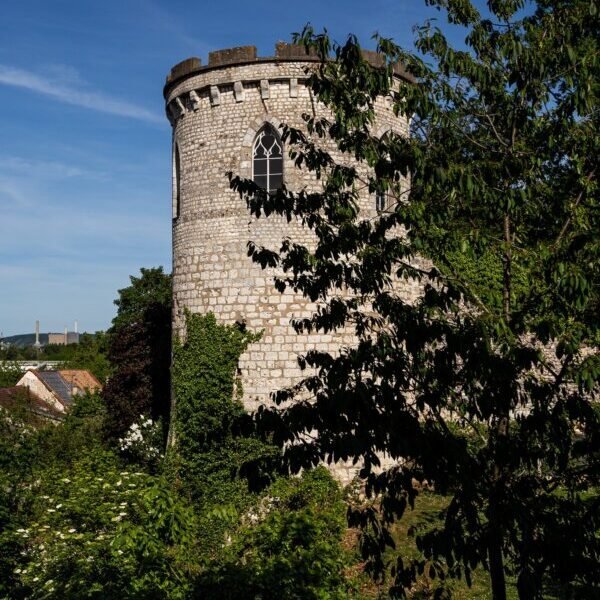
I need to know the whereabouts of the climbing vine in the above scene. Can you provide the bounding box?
[169,311,272,506]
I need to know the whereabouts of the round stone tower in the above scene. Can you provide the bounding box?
[164,43,414,417]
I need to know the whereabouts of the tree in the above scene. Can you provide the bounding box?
[102,267,172,441]
[231,1,599,598]
[58,332,111,383]
[111,267,172,332]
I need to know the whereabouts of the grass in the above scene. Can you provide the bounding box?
[347,490,520,599]
[347,489,599,598]
[387,491,519,599]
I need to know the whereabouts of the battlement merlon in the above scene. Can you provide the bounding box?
[163,42,415,98]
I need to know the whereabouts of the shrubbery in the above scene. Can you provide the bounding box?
[6,452,197,599]
[169,310,275,507]
[196,467,353,599]
[0,361,23,388]
[0,311,362,599]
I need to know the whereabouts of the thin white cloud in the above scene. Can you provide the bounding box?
[139,0,210,52]
[0,64,163,124]
[0,176,30,205]
[0,156,104,180]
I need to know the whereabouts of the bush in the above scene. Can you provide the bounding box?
[4,451,197,599]
[197,467,355,599]
[33,392,108,471]
[170,311,273,506]
[118,415,164,472]
[0,310,366,599]
[0,361,23,387]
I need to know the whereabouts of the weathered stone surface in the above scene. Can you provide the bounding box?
[275,41,319,59]
[166,48,415,483]
[209,46,257,67]
[167,57,202,84]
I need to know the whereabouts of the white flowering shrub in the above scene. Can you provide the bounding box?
[118,415,164,469]
[242,495,281,526]
[6,451,197,599]
[0,406,41,596]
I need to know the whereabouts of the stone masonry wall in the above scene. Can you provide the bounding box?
[165,45,419,482]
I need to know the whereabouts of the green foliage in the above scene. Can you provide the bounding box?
[58,332,111,383]
[0,393,112,597]
[170,310,270,506]
[118,415,165,473]
[0,358,358,599]
[0,298,373,600]
[102,267,172,441]
[0,383,196,599]
[168,311,360,597]
[0,335,111,382]
[0,345,38,361]
[111,267,172,332]
[0,361,23,387]
[230,2,600,598]
[243,468,349,598]
[0,405,43,596]
[5,451,198,599]
[384,490,521,599]
[197,467,355,599]
[34,393,108,470]
[439,248,529,315]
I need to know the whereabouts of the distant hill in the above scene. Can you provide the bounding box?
[1,333,50,348]
[2,332,98,348]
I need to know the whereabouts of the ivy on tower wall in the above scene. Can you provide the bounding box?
[169,311,272,504]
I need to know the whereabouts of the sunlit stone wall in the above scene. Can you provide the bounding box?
[165,44,415,482]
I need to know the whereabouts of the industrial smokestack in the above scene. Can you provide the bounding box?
[34,320,41,348]
[64,326,68,345]
[74,320,78,334]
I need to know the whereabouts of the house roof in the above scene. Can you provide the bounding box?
[59,370,102,394]
[17,369,102,410]
[0,386,64,422]
[36,371,73,406]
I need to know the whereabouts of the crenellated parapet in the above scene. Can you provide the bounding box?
[164,42,413,126]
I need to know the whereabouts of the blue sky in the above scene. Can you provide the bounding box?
[0,0,472,336]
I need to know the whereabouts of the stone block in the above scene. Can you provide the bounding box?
[167,57,201,83]
[275,42,318,59]
[209,46,257,67]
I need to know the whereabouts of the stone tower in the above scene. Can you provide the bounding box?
[164,43,414,418]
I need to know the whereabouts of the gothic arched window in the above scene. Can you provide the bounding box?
[173,143,181,219]
[253,125,283,192]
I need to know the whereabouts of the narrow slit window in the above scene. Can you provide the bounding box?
[173,144,181,219]
[375,188,387,213]
[253,125,283,193]
[375,132,391,213]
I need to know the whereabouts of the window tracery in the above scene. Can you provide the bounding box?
[375,188,387,213]
[252,125,283,192]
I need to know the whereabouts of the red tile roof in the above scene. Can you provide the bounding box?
[58,370,102,394]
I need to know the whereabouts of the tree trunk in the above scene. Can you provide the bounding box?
[488,212,512,600]
[488,512,507,600]
[502,214,511,322]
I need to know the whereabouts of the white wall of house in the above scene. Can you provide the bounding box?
[16,372,65,413]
